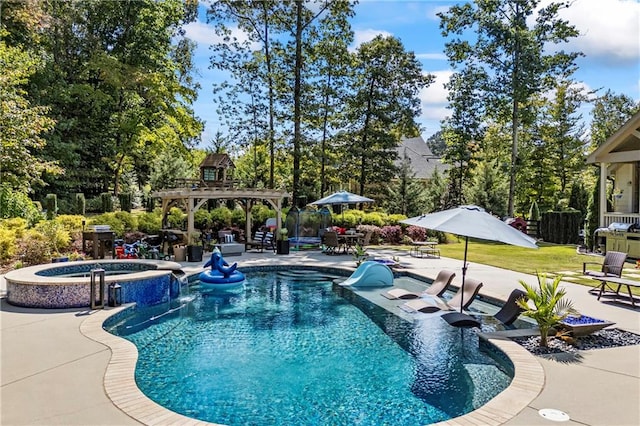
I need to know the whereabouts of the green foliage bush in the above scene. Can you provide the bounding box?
[101,193,114,212]
[250,205,275,228]
[86,196,103,213]
[118,193,132,212]
[114,211,137,232]
[210,206,232,227]
[73,193,86,215]
[194,209,212,230]
[385,214,408,226]
[380,225,403,244]
[44,194,58,220]
[0,228,16,261]
[137,211,162,234]
[0,217,28,239]
[20,231,51,265]
[33,220,71,254]
[363,212,385,227]
[54,215,85,233]
[89,213,125,237]
[405,225,427,242]
[0,185,43,226]
[540,210,582,244]
[231,208,246,228]
[167,207,186,229]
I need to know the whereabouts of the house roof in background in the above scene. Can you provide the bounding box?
[396,136,447,179]
[586,110,640,164]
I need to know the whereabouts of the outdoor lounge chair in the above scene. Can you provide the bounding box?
[493,289,528,325]
[382,269,456,299]
[583,251,627,279]
[401,278,483,313]
[245,230,275,253]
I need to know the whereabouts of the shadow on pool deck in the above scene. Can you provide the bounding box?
[1,249,639,425]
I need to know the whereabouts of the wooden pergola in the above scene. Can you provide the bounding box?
[152,186,291,242]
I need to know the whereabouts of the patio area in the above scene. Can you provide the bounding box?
[1,249,638,425]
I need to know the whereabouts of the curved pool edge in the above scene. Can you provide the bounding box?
[81,288,544,425]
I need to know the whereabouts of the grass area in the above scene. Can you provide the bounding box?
[384,238,640,294]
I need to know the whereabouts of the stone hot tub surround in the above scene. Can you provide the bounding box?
[5,259,184,309]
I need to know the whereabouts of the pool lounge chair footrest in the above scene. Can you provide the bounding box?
[441,312,481,328]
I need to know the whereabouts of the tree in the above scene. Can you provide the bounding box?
[423,167,447,214]
[439,0,581,216]
[345,35,433,196]
[0,41,61,192]
[383,152,426,217]
[30,0,202,199]
[589,90,639,148]
[465,160,508,217]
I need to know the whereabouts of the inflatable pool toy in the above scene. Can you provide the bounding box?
[199,248,245,289]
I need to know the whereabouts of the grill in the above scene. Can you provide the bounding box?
[607,222,639,232]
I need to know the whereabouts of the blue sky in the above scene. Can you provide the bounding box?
[184,0,640,147]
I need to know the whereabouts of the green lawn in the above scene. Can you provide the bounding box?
[384,238,640,293]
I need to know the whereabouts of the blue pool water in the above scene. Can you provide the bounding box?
[105,270,512,425]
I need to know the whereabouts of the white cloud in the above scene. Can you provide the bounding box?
[552,0,640,63]
[415,52,448,61]
[351,29,393,50]
[419,70,452,124]
[183,21,260,51]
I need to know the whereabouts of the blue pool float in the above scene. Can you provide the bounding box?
[199,249,245,289]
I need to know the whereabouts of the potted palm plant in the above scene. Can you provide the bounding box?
[517,273,577,347]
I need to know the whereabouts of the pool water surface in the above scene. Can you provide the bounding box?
[105,270,512,425]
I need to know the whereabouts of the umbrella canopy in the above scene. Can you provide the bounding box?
[401,205,538,317]
[311,190,374,206]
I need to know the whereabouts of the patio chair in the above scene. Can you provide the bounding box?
[400,278,483,313]
[582,251,627,278]
[493,289,528,325]
[358,231,373,247]
[323,231,341,255]
[382,269,455,299]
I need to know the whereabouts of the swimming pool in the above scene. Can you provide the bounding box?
[105,269,513,425]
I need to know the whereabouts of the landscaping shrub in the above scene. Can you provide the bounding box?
[118,193,133,212]
[231,208,246,228]
[33,220,71,255]
[0,185,43,225]
[249,205,275,228]
[385,214,408,226]
[114,211,137,232]
[73,193,86,215]
[89,213,125,237]
[54,215,85,234]
[137,211,162,235]
[167,207,186,229]
[0,228,16,261]
[43,193,58,220]
[380,225,403,244]
[86,195,103,213]
[194,209,212,230]
[20,231,51,265]
[362,212,385,227]
[101,192,114,212]
[0,217,28,239]
[210,206,232,228]
[405,225,427,242]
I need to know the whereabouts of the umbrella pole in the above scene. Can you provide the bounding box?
[460,237,469,313]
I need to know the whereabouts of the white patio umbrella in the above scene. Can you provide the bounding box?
[401,205,538,320]
[311,190,374,206]
[311,191,374,221]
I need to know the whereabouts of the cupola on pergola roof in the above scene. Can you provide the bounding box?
[199,153,235,184]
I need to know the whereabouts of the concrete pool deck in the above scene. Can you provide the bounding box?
[1,248,639,425]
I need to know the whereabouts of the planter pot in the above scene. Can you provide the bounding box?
[173,246,186,262]
[187,245,203,262]
[277,240,290,255]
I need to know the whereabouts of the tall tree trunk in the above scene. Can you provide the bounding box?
[292,0,303,205]
[262,2,275,189]
[320,71,332,196]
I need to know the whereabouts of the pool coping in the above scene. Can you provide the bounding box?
[79,269,545,426]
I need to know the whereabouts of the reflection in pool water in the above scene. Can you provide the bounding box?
[105,270,513,425]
